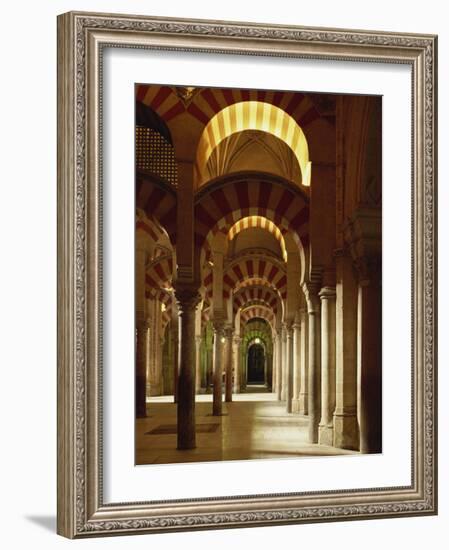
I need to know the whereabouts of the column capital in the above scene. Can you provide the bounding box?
[136,318,149,332]
[212,320,225,333]
[302,282,321,313]
[354,256,382,287]
[224,326,234,339]
[319,285,337,300]
[174,286,201,311]
[344,207,381,286]
[281,324,288,341]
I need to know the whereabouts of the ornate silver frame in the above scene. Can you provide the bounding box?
[57,11,438,538]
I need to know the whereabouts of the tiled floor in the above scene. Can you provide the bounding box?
[135,391,357,465]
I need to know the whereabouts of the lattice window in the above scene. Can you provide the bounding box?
[136,127,178,186]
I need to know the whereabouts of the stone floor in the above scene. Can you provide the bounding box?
[136,389,357,465]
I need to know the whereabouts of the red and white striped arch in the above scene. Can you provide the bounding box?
[194,173,309,256]
[228,215,288,261]
[136,215,167,245]
[145,255,174,299]
[136,85,321,135]
[240,305,275,327]
[136,172,177,244]
[223,257,287,301]
[233,286,280,316]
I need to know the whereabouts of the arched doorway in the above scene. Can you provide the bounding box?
[247,343,266,385]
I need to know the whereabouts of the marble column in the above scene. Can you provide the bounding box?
[224,327,233,402]
[281,325,288,401]
[345,209,382,454]
[272,338,276,394]
[285,323,294,413]
[175,288,201,450]
[135,245,147,418]
[212,322,224,415]
[357,265,382,453]
[172,324,179,402]
[333,250,359,450]
[195,335,202,394]
[291,319,301,413]
[276,328,283,400]
[318,286,336,446]
[145,318,151,400]
[298,308,309,414]
[304,283,321,443]
[135,319,148,418]
[233,335,241,393]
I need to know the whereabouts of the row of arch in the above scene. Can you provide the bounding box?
[137,88,314,190]
[135,84,382,460]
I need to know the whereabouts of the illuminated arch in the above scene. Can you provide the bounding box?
[241,305,275,327]
[195,101,311,187]
[223,256,287,300]
[194,173,309,262]
[233,286,280,316]
[228,216,287,261]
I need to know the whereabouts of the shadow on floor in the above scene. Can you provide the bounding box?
[25,515,56,533]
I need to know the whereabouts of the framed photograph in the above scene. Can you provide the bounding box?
[57,11,437,538]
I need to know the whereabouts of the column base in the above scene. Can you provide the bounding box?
[291,399,301,413]
[149,383,163,396]
[136,374,147,418]
[318,424,334,446]
[308,414,320,444]
[333,412,359,450]
[298,393,308,415]
[177,441,196,451]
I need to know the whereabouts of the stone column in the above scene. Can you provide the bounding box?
[298,308,308,414]
[318,286,337,446]
[291,319,301,413]
[276,328,283,400]
[285,323,294,413]
[303,283,321,443]
[346,208,382,454]
[233,335,241,393]
[135,244,147,418]
[175,288,201,450]
[212,322,224,415]
[357,273,382,453]
[272,334,278,393]
[195,335,202,394]
[172,324,179,402]
[145,317,151,400]
[281,325,288,401]
[333,250,359,450]
[135,319,148,418]
[224,327,233,402]
[240,344,247,392]
[158,333,165,395]
[147,302,163,396]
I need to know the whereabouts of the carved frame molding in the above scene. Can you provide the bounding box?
[57,11,437,538]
